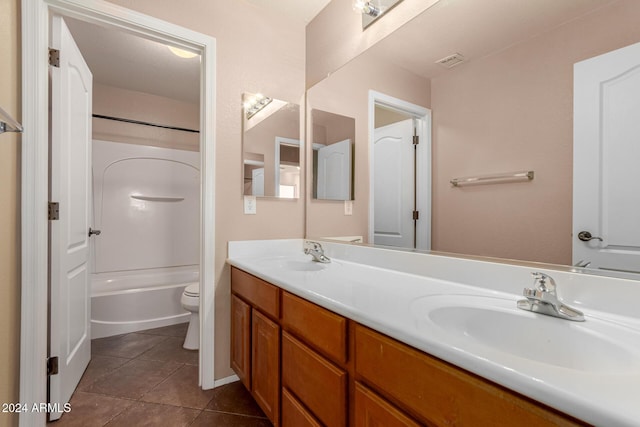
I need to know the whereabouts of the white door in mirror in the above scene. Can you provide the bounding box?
[573,41,640,275]
[317,139,352,200]
[373,119,414,248]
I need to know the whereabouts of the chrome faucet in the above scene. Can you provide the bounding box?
[517,272,585,321]
[303,241,331,263]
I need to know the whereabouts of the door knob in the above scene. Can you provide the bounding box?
[88,228,101,237]
[578,231,602,242]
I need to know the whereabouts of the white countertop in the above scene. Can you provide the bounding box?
[227,239,640,427]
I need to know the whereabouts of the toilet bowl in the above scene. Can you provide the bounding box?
[181,282,199,350]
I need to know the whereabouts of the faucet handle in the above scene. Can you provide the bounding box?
[531,272,556,293]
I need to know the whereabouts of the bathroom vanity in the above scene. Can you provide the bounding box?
[227,239,640,427]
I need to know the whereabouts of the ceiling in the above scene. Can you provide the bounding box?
[65,0,331,104]
[365,0,617,80]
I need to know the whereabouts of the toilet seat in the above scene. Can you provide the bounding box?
[183,283,199,297]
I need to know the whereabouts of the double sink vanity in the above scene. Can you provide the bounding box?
[227,239,640,427]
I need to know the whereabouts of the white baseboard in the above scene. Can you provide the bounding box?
[214,374,239,388]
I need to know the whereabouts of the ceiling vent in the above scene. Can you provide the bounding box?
[435,53,465,69]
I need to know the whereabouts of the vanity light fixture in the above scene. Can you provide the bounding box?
[353,0,380,17]
[354,0,404,29]
[0,106,23,135]
[244,94,273,119]
[167,45,198,59]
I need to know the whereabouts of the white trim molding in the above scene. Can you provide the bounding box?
[367,90,432,250]
[21,1,216,425]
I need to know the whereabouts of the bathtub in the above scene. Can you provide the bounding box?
[91,266,198,339]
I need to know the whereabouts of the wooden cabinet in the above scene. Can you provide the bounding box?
[230,268,281,426]
[230,266,586,427]
[354,324,585,427]
[230,295,251,389]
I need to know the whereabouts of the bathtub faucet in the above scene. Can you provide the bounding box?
[303,241,331,263]
[517,272,584,321]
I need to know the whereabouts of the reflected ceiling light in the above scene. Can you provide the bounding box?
[353,0,380,17]
[244,94,273,119]
[167,45,198,59]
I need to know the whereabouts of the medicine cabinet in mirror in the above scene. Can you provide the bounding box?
[311,109,355,201]
[242,93,301,199]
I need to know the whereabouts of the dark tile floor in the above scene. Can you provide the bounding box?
[49,323,271,426]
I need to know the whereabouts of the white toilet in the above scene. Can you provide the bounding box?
[181,282,200,350]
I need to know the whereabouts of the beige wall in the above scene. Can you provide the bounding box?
[0,0,20,424]
[306,0,440,88]
[431,0,640,264]
[306,54,430,240]
[93,83,200,151]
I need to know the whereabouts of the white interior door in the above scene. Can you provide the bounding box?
[49,15,93,420]
[252,167,265,196]
[573,41,640,275]
[373,119,415,247]
[317,138,351,200]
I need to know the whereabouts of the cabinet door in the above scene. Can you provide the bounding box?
[355,382,420,427]
[231,295,251,389]
[252,309,280,425]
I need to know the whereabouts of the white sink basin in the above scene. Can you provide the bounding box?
[410,294,640,373]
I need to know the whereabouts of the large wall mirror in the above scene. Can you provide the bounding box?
[306,0,640,280]
[243,93,301,198]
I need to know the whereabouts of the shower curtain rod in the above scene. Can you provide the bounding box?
[92,114,200,133]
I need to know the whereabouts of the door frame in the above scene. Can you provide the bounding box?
[21,1,217,425]
[368,90,431,249]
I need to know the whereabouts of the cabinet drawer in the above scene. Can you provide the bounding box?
[231,267,280,319]
[282,291,347,364]
[355,325,583,426]
[282,332,347,427]
[282,387,322,427]
[354,382,421,427]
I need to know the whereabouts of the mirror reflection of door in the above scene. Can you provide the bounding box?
[371,98,430,250]
[311,109,355,201]
[275,137,301,198]
[374,118,415,247]
[573,40,640,278]
[317,139,352,200]
[252,168,265,196]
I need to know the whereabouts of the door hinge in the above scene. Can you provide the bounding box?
[413,135,419,145]
[47,356,59,376]
[48,48,60,67]
[48,202,60,220]
[413,210,419,220]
